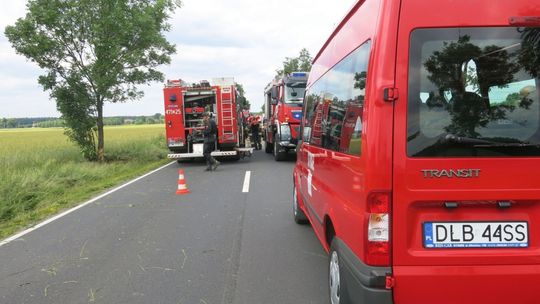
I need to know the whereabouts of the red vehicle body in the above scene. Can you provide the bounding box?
[164,78,250,159]
[293,1,540,303]
[263,72,308,160]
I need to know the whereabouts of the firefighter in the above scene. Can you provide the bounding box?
[203,112,220,171]
[250,116,261,150]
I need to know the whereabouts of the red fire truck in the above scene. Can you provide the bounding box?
[263,72,308,160]
[163,77,252,160]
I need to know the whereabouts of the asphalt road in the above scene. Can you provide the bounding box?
[0,150,328,304]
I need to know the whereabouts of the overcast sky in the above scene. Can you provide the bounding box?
[0,0,354,118]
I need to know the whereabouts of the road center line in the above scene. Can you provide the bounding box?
[0,161,177,248]
[242,171,251,193]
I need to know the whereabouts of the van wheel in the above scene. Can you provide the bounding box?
[329,239,349,304]
[293,184,308,224]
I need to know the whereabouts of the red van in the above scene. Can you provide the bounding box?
[293,0,540,303]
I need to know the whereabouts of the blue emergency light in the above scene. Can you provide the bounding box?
[291,72,307,78]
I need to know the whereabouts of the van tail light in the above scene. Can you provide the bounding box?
[366,191,391,266]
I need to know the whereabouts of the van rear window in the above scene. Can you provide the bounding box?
[407,27,540,157]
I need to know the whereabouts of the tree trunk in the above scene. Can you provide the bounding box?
[97,98,105,162]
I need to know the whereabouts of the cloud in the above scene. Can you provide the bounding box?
[0,0,353,117]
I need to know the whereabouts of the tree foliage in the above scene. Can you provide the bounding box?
[276,48,312,77]
[5,0,179,161]
[236,83,250,110]
[519,28,540,77]
[423,35,522,137]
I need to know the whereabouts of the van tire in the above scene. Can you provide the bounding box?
[293,184,308,224]
[329,238,350,304]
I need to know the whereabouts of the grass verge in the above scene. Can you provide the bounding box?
[0,125,170,239]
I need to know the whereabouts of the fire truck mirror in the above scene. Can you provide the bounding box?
[271,87,278,100]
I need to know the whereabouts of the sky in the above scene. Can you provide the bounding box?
[0,0,355,118]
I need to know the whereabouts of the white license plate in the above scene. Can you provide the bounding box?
[423,221,528,248]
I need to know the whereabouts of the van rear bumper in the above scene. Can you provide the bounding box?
[335,238,393,304]
[393,264,540,304]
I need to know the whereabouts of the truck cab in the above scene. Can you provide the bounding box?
[264,72,308,160]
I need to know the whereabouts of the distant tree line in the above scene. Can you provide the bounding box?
[0,114,165,129]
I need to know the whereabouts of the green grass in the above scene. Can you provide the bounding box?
[0,124,170,239]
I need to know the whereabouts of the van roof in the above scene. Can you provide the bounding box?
[312,0,364,64]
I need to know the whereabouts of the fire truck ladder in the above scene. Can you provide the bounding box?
[220,88,235,141]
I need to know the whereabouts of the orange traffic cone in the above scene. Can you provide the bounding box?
[176,169,190,195]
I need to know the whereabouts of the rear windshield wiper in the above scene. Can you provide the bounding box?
[440,134,540,148]
[474,142,540,148]
[439,134,494,145]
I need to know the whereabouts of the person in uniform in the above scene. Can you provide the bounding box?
[203,112,220,171]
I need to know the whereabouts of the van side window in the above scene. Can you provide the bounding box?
[302,93,314,142]
[304,41,370,154]
[303,80,324,144]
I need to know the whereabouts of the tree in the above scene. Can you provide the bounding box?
[276,48,312,77]
[519,28,540,78]
[236,83,251,110]
[7,119,17,128]
[5,0,179,161]
[1,118,6,129]
[424,35,520,137]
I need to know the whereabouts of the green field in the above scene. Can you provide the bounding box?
[0,124,170,239]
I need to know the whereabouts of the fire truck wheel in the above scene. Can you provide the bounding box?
[293,184,308,224]
[273,141,286,161]
[265,141,273,153]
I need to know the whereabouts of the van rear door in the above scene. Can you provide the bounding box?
[392,1,540,303]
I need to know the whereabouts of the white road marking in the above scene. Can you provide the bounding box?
[242,171,251,193]
[0,161,177,247]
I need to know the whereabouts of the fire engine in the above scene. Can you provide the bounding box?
[163,77,252,160]
[263,72,308,161]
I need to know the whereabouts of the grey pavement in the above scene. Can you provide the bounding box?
[0,150,328,304]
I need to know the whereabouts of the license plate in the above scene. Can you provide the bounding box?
[423,221,528,248]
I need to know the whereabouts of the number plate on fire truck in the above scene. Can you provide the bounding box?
[423,222,528,248]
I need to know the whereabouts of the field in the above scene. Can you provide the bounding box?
[0,125,170,239]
